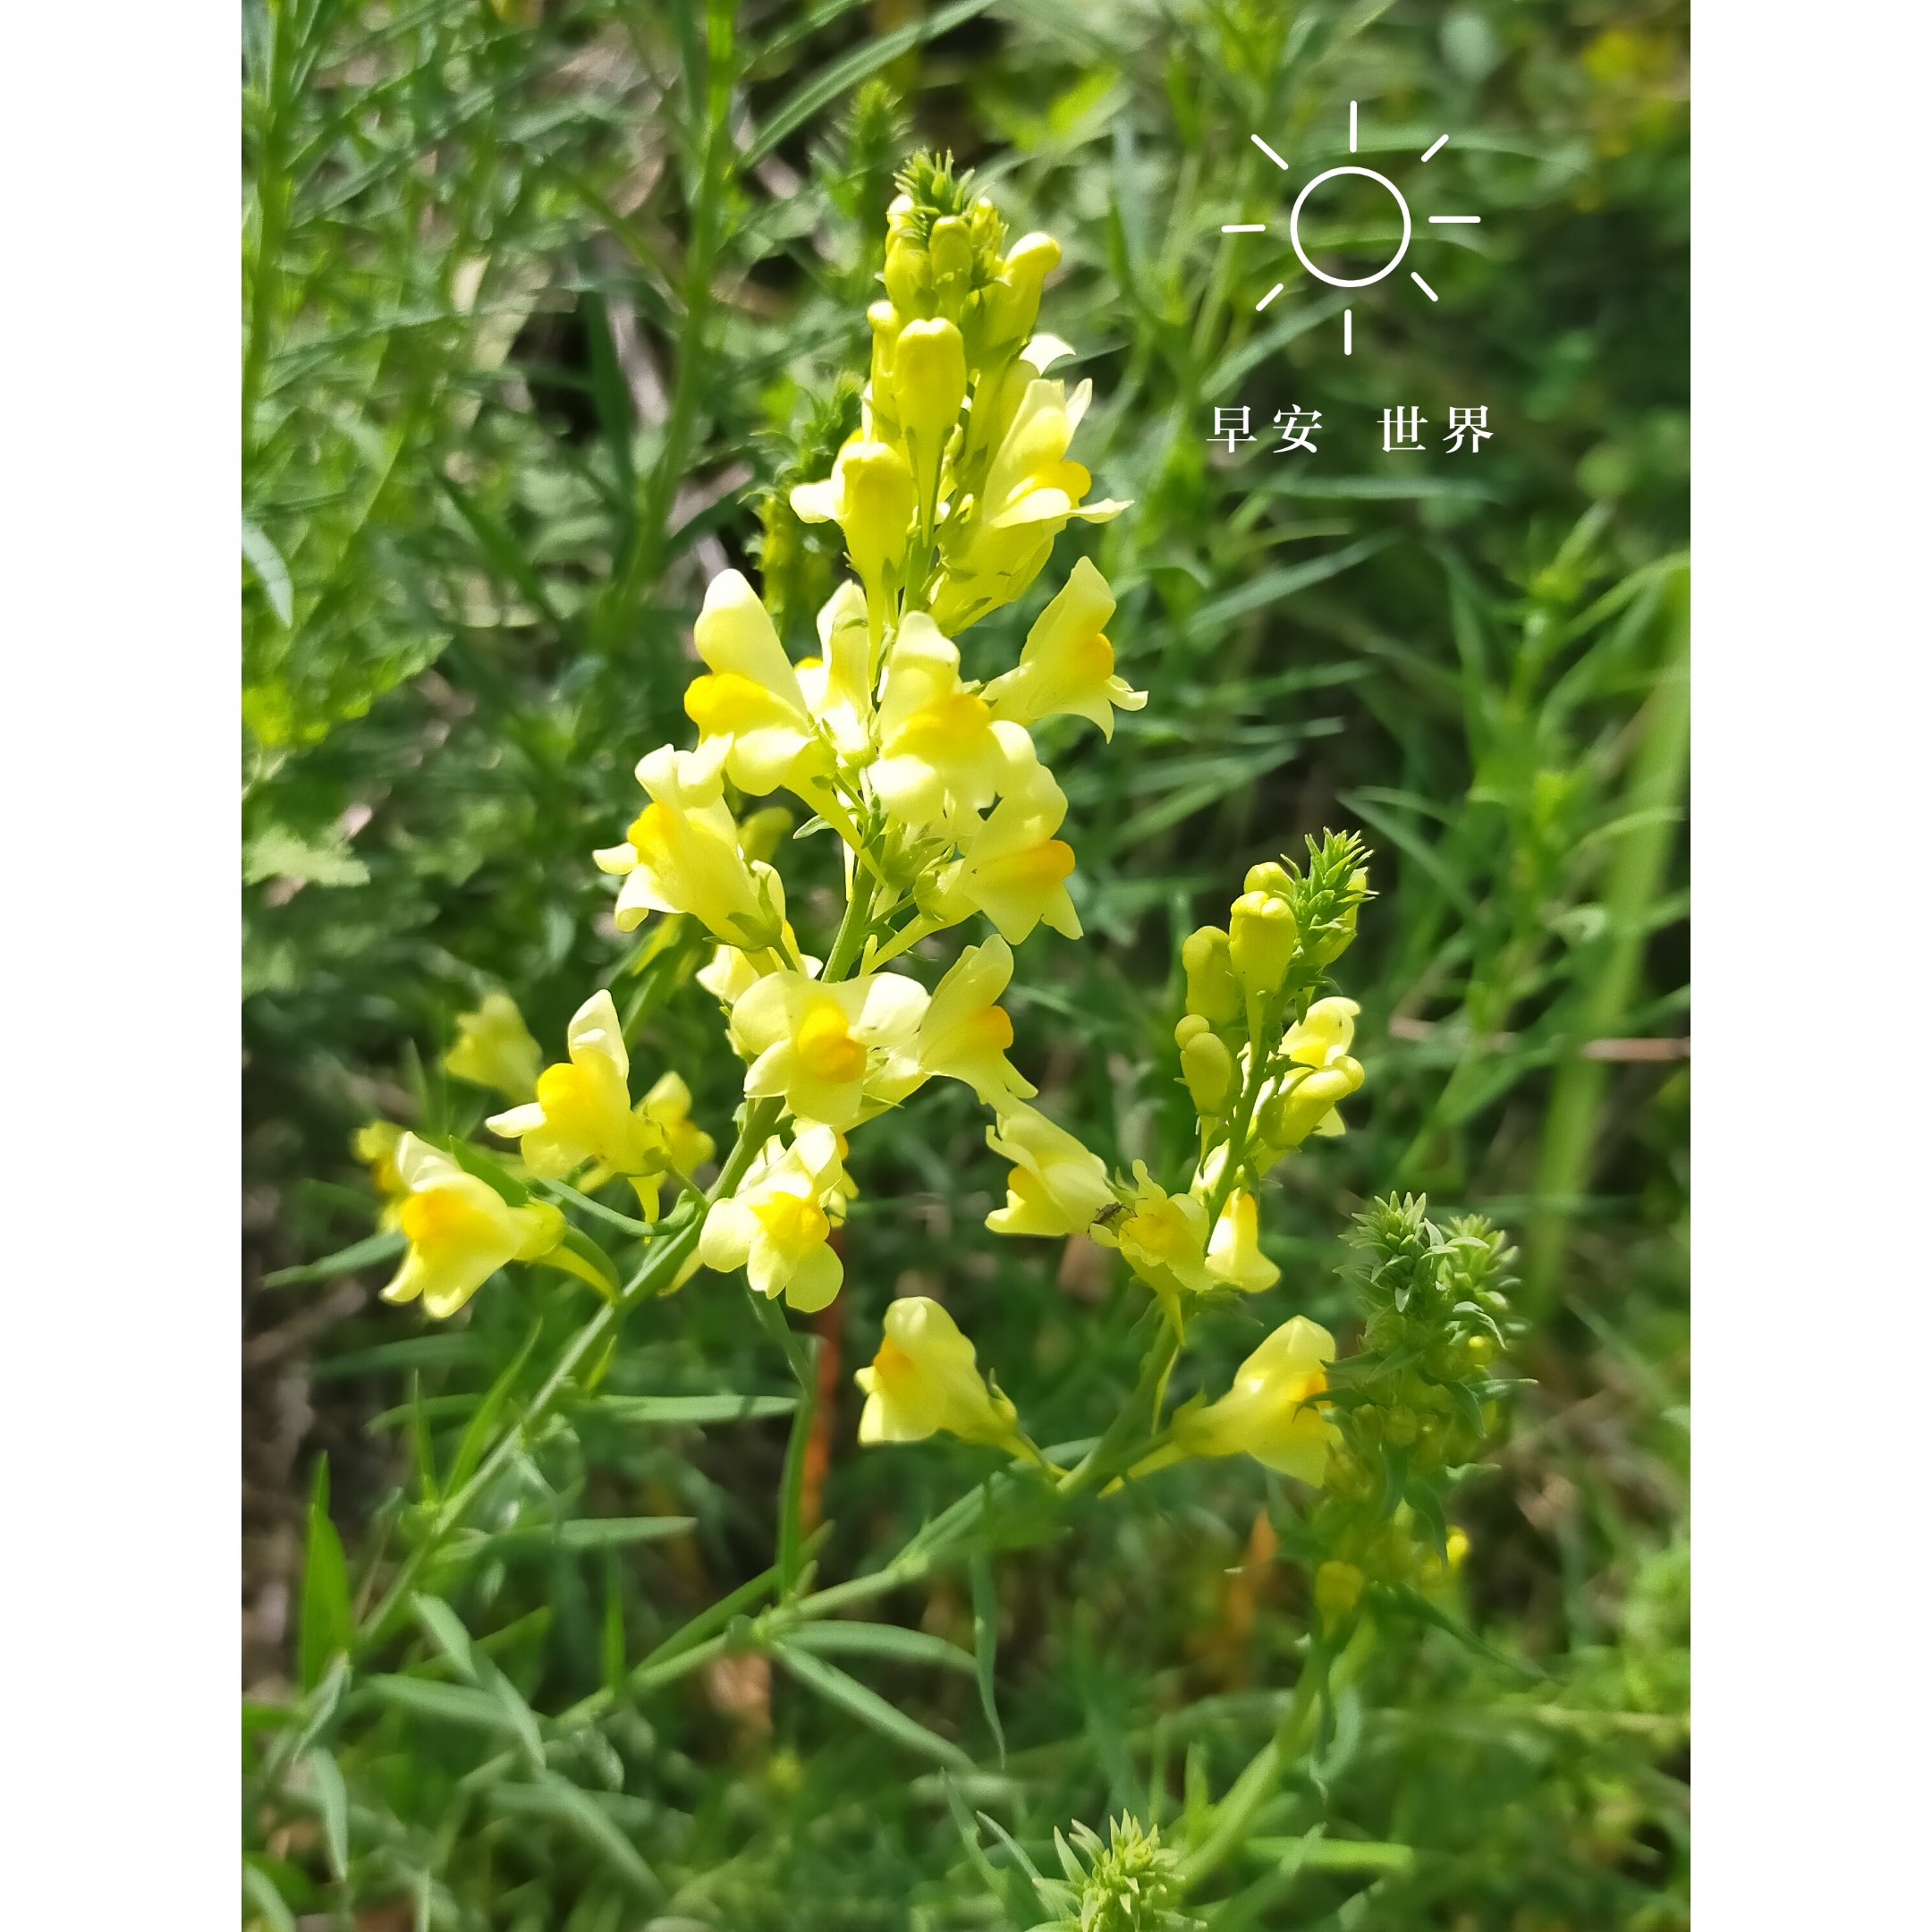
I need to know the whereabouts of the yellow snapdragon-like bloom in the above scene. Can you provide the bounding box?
[855,1296,1022,1451]
[982,557,1146,741]
[486,990,655,1175]
[1206,1189,1281,1294]
[869,614,1025,830]
[985,1103,1114,1237]
[629,1071,716,1220]
[443,991,542,1103]
[1258,996,1366,1148]
[682,571,829,803]
[891,316,968,510]
[1093,1162,1213,1300]
[379,1133,564,1319]
[916,935,1036,1105]
[1174,1315,1340,1484]
[931,757,1080,944]
[791,435,917,614]
[731,969,928,1130]
[929,367,1129,632]
[698,1123,848,1312]
[594,739,786,947]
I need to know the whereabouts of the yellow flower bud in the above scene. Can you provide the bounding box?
[855,1296,1022,1451]
[1229,889,1297,996]
[1314,1560,1365,1627]
[443,991,542,1103]
[1180,1029,1234,1116]
[1182,926,1242,1024]
[1244,860,1294,899]
[893,317,967,453]
[790,437,916,609]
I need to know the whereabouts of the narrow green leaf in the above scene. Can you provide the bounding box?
[298,1457,352,1694]
[242,518,294,626]
[445,1318,542,1495]
[770,1640,975,1771]
[242,1860,295,1932]
[602,1551,626,1694]
[487,1515,696,1556]
[310,1335,488,1381]
[362,1674,521,1733]
[1365,1583,1546,1678]
[785,1621,978,1674]
[411,1594,478,1682]
[263,1228,404,1287]
[546,1225,623,1300]
[588,1394,799,1425]
[439,470,564,631]
[1182,535,1395,640]
[743,0,998,165]
[409,1371,438,1505]
[970,1546,1006,1766]
[305,1747,349,1880]
[489,1775,663,1899]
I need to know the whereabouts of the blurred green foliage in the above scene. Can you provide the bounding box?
[243,2,1687,1927]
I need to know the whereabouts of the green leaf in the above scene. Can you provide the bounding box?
[411,1594,479,1682]
[1182,535,1395,640]
[242,1860,296,1932]
[298,1457,352,1694]
[770,1640,975,1770]
[488,1516,696,1556]
[243,823,369,889]
[242,518,294,626]
[362,1674,523,1733]
[310,1335,489,1381]
[409,1371,438,1504]
[445,1318,542,1495]
[487,1775,663,1900]
[262,1228,404,1287]
[542,1226,623,1300]
[1366,1583,1546,1678]
[970,1546,1006,1767]
[785,1621,978,1674]
[776,1335,820,1595]
[744,0,998,165]
[305,1747,349,1879]
[587,1394,799,1425]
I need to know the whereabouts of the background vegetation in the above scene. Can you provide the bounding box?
[242,2,1688,1926]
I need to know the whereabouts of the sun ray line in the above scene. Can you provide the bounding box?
[1410,272,1438,302]
[1428,216,1481,224]
[1421,134,1449,162]
[1350,101,1358,152]
[1250,133,1290,171]
[1256,283,1285,312]
[1343,308,1353,354]
[1221,224,1267,233]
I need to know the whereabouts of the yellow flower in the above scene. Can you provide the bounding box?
[594,739,787,947]
[1229,886,1298,996]
[1093,1162,1213,1299]
[982,558,1146,741]
[486,990,665,1191]
[791,436,917,614]
[698,1123,848,1311]
[731,969,928,1131]
[1174,1315,1340,1484]
[443,991,542,1103]
[917,935,1036,1105]
[1257,999,1366,1148]
[931,757,1081,944]
[869,614,1023,830]
[929,369,1129,631]
[1283,996,1360,1068]
[379,1133,564,1319]
[985,1103,1114,1237]
[855,1296,1022,1450]
[1205,1190,1280,1294]
[1182,925,1242,1025]
[682,571,830,803]
[794,580,875,758]
[353,1120,407,1229]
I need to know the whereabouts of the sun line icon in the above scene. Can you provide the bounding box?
[1224,102,1479,354]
